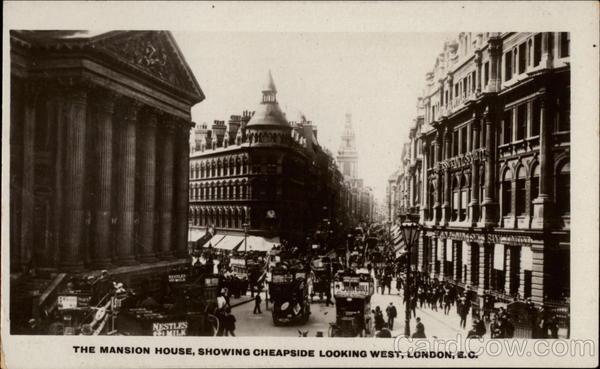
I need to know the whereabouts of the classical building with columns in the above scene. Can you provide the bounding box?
[188,72,352,250]
[9,30,204,274]
[388,32,570,313]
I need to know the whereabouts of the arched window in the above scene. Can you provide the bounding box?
[428,182,435,220]
[515,166,527,216]
[556,162,570,216]
[530,163,540,211]
[502,168,513,216]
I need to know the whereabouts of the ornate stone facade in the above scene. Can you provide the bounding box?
[387,32,570,311]
[9,31,204,272]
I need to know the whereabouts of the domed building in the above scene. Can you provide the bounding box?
[188,71,351,250]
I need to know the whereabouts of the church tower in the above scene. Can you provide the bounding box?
[337,113,359,179]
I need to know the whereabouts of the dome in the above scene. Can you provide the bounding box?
[246,71,290,129]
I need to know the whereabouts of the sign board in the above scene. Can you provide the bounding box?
[204,277,220,287]
[168,274,187,283]
[152,321,188,336]
[57,295,78,309]
[272,274,293,283]
[230,258,245,266]
[334,281,373,297]
[295,272,307,280]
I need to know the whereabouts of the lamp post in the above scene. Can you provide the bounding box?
[242,221,250,296]
[399,214,421,337]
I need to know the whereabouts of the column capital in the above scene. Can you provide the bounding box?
[117,98,143,122]
[92,89,119,113]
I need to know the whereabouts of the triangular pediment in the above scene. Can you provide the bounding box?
[92,31,204,102]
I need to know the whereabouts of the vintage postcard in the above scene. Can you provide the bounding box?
[1,1,598,368]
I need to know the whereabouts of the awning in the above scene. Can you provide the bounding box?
[214,235,245,250]
[244,236,280,252]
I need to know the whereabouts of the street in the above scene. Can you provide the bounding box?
[231,279,473,338]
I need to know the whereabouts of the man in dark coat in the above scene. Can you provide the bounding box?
[412,317,426,338]
[253,291,262,314]
[385,302,397,330]
[222,308,237,336]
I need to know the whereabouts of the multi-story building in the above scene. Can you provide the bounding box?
[389,32,570,312]
[188,72,352,250]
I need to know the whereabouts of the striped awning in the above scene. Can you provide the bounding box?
[214,235,245,250]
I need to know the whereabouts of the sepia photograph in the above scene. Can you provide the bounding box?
[2,1,598,368]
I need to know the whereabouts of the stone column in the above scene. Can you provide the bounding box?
[91,90,117,268]
[158,119,176,259]
[434,132,443,223]
[60,83,88,271]
[114,99,140,265]
[439,238,446,279]
[417,234,424,272]
[517,247,525,298]
[421,141,429,221]
[475,50,482,94]
[477,243,487,294]
[19,81,40,271]
[504,247,512,294]
[174,120,193,257]
[138,109,158,262]
[532,90,552,229]
[530,241,546,305]
[469,118,480,225]
[481,107,498,226]
[452,241,458,281]
[488,36,502,93]
[442,127,451,223]
[464,242,472,285]
[429,236,437,278]
[540,32,554,69]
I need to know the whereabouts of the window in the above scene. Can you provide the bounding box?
[502,169,513,216]
[484,62,490,87]
[558,88,570,132]
[518,42,527,74]
[472,71,476,92]
[452,177,460,221]
[453,130,459,157]
[560,32,570,58]
[531,164,540,210]
[503,110,513,144]
[516,104,527,140]
[556,162,570,215]
[515,166,527,216]
[505,50,512,81]
[531,100,540,136]
[460,126,467,154]
[534,33,542,66]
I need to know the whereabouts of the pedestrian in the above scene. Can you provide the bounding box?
[458,297,469,329]
[410,294,417,318]
[253,291,262,314]
[501,313,515,338]
[386,302,397,330]
[222,308,236,336]
[412,317,426,338]
[443,292,452,315]
[374,306,385,331]
[466,322,480,339]
[490,315,505,338]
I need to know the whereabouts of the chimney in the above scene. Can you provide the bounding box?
[228,114,242,144]
[211,120,227,147]
[194,122,209,152]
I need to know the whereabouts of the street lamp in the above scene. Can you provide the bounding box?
[399,214,421,337]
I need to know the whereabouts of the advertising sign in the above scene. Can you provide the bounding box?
[152,321,188,336]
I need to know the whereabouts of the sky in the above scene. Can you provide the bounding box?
[173,32,453,202]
